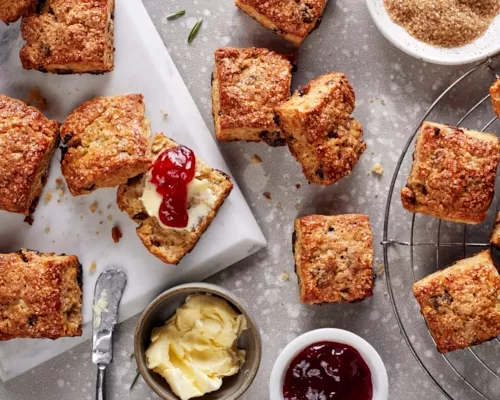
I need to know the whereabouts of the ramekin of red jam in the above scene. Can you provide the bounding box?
[270,329,388,400]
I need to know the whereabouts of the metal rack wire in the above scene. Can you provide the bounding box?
[383,53,500,400]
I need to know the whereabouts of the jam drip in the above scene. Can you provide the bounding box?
[283,341,373,400]
[150,145,195,228]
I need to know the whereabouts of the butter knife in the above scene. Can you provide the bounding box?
[92,269,127,400]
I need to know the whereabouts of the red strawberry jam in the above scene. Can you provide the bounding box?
[283,341,373,400]
[150,145,196,228]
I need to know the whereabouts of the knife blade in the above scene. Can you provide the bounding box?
[92,269,127,400]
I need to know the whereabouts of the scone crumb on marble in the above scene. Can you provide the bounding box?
[60,94,152,196]
[276,73,366,185]
[413,250,500,353]
[212,47,293,146]
[235,0,328,46]
[0,0,36,24]
[401,121,499,224]
[293,214,374,304]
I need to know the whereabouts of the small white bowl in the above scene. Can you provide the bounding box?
[366,0,500,65]
[269,328,388,400]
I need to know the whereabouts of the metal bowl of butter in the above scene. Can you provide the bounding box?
[134,282,262,400]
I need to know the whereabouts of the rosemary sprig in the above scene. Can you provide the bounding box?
[167,10,186,20]
[130,369,141,390]
[188,19,203,44]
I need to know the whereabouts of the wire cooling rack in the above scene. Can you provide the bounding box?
[383,53,500,400]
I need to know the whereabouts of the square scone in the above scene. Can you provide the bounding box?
[0,94,59,215]
[20,0,114,74]
[235,0,328,46]
[0,0,36,24]
[490,212,500,249]
[413,250,500,353]
[401,122,500,224]
[0,249,83,340]
[212,47,293,146]
[275,73,366,184]
[293,214,374,304]
[60,94,152,196]
[490,78,500,119]
[117,134,233,265]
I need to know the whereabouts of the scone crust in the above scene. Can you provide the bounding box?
[61,94,152,196]
[0,249,83,340]
[20,0,114,74]
[401,122,499,224]
[490,78,500,119]
[293,214,374,304]
[0,94,60,215]
[413,250,500,353]
[117,134,233,265]
[276,73,366,184]
[0,0,36,24]
[490,212,500,248]
[212,47,293,146]
[235,0,328,45]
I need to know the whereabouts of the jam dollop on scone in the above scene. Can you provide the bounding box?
[117,134,233,265]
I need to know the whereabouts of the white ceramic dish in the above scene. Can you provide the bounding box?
[269,328,389,400]
[366,0,500,65]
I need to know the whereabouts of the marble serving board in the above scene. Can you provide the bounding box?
[0,0,266,381]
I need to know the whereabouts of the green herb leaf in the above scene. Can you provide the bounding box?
[188,19,203,44]
[167,10,186,20]
[130,353,135,359]
[130,369,141,390]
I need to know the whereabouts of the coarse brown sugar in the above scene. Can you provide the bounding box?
[384,0,500,48]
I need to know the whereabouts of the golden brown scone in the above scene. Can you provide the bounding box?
[401,122,499,224]
[293,214,374,304]
[275,73,366,184]
[413,250,500,353]
[490,212,500,249]
[0,0,36,24]
[212,47,293,146]
[20,0,114,74]
[490,78,500,118]
[117,134,233,265]
[235,0,328,46]
[61,94,152,196]
[0,249,82,340]
[0,94,59,215]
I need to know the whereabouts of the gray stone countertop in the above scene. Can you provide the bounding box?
[2,0,485,399]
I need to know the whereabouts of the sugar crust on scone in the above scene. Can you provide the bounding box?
[0,0,36,24]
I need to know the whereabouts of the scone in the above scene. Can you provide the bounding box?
[413,250,500,353]
[490,212,500,249]
[490,78,500,118]
[0,249,83,340]
[401,122,499,224]
[0,94,59,215]
[0,0,36,24]
[20,0,114,74]
[235,0,328,46]
[212,47,293,146]
[117,134,233,265]
[293,214,374,304]
[275,73,366,184]
[60,94,152,196]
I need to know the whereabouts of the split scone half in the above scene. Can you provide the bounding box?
[0,94,59,215]
[0,249,83,340]
[0,0,36,24]
[293,214,374,304]
[117,134,233,265]
[401,121,499,224]
[413,250,500,353]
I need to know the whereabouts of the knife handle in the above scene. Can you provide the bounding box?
[96,364,106,400]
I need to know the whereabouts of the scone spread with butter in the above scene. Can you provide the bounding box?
[0,94,59,215]
[0,0,36,24]
[20,0,114,74]
[61,94,152,196]
[275,73,366,185]
[401,121,499,224]
[117,134,233,265]
[212,47,293,146]
[293,214,374,304]
[413,250,500,353]
[0,249,83,340]
[235,0,328,46]
[146,294,247,400]
[490,78,500,118]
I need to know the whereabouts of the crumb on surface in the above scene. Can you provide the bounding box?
[280,273,290,281]
[296,183,301,189]
[99,220,103,225]
[160,109,168,118]
[89,262,97,273]
[107,203,112,209]
[263,192,271,200]
[44,225,50,233]
[27,87,48,110]
[295,203,300,210]
[80,215,83,220]
[112,226,123,243]
[44,192,52,204]
[377,263,385,276]
[107,215,113,221]
[89,201,98,213]
[276,202,281,208]
[251,155,262,164]
[55,178,64,187]
[96,231,100,236]
[371,163,384,175]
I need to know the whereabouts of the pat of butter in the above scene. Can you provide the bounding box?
[140,172,216,231]
[145,294,247,400]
